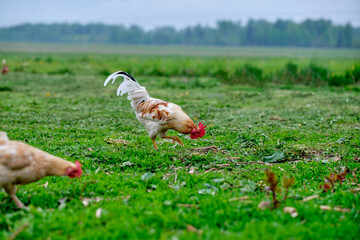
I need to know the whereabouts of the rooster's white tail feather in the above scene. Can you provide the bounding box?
[104,71,150,109]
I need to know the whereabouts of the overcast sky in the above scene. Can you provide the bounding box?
[0,0,359,29]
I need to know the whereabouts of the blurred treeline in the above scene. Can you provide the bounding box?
[0,19,359,48]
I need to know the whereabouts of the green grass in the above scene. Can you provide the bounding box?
[1,42,360,59]
[0,49,359,239]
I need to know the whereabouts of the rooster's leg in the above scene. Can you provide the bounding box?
[151,139,159,150]
[161,136,184,147]
[4,185,25,209]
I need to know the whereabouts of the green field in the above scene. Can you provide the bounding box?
[1,42,360,58]
[0,45,360,239]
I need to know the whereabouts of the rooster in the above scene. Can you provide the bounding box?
[1,59,9,75]
[104,71,206,149]
[0,132,82,208]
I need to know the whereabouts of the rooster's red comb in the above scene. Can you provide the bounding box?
[198,122,207,137]
[199,122,207,129]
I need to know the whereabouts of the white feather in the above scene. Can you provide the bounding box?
[104,72,121,87]
[104,71,150,109]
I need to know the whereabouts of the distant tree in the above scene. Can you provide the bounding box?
[0,20,358,48]
[216,20,242,45]
[343,23,353,48]
[150,26,178,44]
[246,19,256,45]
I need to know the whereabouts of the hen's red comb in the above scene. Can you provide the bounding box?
[75,161,83,177]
